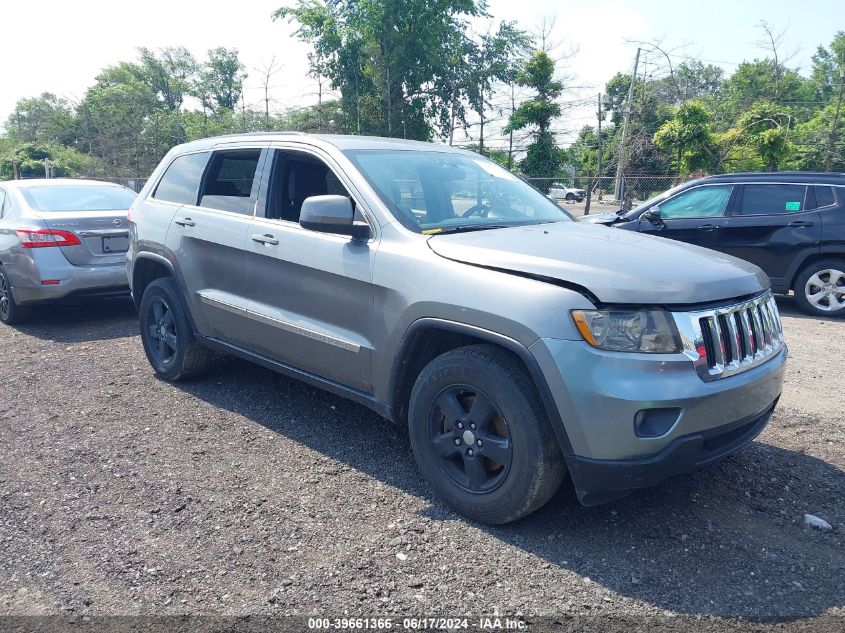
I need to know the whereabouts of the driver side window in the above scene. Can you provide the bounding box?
[657,185,733,219]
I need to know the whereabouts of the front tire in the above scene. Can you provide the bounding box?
[565,193,576,201]
[408,345,566,524]
[139,277,213,380]
[794,259,845,317]
[0,267,31,325]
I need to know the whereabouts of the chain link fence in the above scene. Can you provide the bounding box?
[525,175,680,217]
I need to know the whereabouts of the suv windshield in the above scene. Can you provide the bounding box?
[21,185,136,212]
[345,149,572,233]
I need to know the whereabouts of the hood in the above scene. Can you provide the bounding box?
[427,221,769,305]
[578,212,618,225]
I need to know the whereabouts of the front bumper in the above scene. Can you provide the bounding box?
[529,338,786,504]
[568,402,776,505]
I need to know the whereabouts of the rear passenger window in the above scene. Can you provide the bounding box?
[815,186,836,208]
[737,184,807,215]
[0,189,6,218]
[154,152,210,205]
[198,150,262,215]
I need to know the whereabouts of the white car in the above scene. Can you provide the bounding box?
[548,185,586,202]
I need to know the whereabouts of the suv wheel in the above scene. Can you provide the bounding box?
[0,267,31,325]
[408,344,565,524]
[139,277,213,380]
[794,260,845,317]
[565,192,575,201]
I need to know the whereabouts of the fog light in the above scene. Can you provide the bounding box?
[634,408,682,438]
[41,280,60,285]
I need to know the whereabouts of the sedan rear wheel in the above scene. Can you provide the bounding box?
[0,267,31,325]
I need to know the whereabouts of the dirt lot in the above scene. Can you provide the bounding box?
[0,296,843,627]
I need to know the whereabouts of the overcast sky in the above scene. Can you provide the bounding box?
[1,0,842,147]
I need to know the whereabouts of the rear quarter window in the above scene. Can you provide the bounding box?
[815,186,837,208]
[153,152,211,205]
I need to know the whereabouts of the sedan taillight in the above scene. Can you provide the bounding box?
[16,228,82,248]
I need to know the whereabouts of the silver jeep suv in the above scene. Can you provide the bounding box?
[127,133,787,524]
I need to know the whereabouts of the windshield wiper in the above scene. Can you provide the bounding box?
[426,224,513,235]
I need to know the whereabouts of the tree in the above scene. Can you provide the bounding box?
[653,100,715,177]
[198,48,247,112]
[138,47,199,110]
[4,93,77,145]
[504,50,563,192]
[721,102,795,171]
[461,22,531,154]
[275,0,488,140]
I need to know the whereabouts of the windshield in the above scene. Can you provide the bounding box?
[344,150,572,233]
[21,185,136,212]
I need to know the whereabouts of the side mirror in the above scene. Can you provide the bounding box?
[299,195,369,239]
[642,206,665,227]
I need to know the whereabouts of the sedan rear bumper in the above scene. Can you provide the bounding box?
[12,264,129,304]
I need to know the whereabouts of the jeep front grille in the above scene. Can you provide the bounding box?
[673,292,784,381]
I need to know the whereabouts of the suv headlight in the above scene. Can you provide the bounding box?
[571,309,681,353]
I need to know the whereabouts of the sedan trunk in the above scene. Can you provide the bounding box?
[38,210,130,267]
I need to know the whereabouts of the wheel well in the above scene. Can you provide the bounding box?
[790,254,845,290]
[391,326,535,428]
[132,258,171,309]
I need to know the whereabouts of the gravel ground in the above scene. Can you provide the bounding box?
[0,295,843,628]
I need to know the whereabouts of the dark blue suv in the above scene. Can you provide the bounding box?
[583,172,845,317]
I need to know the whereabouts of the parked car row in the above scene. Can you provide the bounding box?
[1,133,819,525]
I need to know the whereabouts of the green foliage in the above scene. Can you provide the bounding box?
[653,100,716,174]
[0,140,102,180]
[505,50,563,191]
[275,0,491,140]
[199,48,248,111]
[4,93,76,145]
[724,102,795,171]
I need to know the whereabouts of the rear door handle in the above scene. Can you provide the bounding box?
[251,233,279,245]
[787,220,814,228]
[174,218,195,227]
[697,224,720,231]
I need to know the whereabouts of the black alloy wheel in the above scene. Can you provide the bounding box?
[427,385,513,494]
[146,298,178,365]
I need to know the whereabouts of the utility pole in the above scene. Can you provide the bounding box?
[825,57,844,171]
[508,83,515,169]
[614,47,641,204]
[596,92,603,188]
[585,93,602,215]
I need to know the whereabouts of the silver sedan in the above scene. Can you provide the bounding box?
[0,179,136,324]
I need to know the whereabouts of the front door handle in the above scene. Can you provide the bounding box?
[697,224,721,231]
[251,233,279,245]
[174,218,195,227]
[787,220,814,228]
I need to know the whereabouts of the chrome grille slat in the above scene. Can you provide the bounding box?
[738,309,754,358]
[674,291,784,382]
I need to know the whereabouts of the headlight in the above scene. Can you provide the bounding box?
[571,309,681,353]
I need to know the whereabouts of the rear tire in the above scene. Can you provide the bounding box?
[139,277,213,380]
[794,259,845,317]
[0,267,31,325]
[408,344,566,525]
